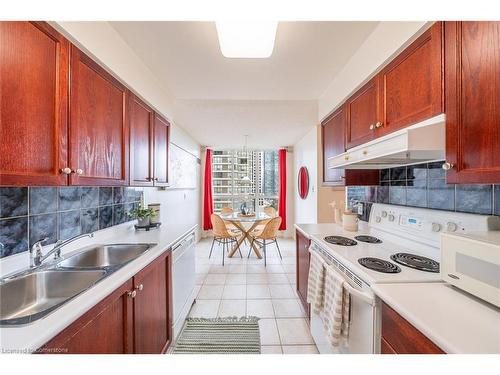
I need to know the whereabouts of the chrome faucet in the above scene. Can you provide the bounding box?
[30,233,94,268]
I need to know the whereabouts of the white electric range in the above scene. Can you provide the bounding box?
[308,203,500,354]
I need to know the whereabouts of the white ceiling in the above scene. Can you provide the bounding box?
[109,21,380,147]
[173,99,318,150]
[111,21,379,101]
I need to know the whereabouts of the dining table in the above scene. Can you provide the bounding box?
[220,211,272,259]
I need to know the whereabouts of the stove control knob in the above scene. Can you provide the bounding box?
[388,214,395,222]
[431,222,442,232]
[381,211,388,218]
[446,222,458,232]
[375,216,381,223]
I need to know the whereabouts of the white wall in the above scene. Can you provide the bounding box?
[318,21,430,121]
[293,127,318,225]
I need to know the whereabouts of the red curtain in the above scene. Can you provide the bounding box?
[278,148,287,230]
[203,149,214,230]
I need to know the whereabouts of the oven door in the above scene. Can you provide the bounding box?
[309,249,379,353]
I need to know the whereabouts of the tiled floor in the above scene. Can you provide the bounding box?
[189,237,318,354]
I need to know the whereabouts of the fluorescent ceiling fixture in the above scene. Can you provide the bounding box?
[215,20,278,58]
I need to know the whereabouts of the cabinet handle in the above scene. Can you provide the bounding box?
[135,284,144,291]
[127,290,137,298]
[442,162,454,170]
[375,122,383,129]
[146,177,153,181]
[362,150,368,155]
[60,167,72,175]
[75,169,83,175]
[344,155,349,161]
[154,177,159,181]
[369,124,375,130]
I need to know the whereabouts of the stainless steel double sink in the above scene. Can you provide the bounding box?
[0,243,155,326]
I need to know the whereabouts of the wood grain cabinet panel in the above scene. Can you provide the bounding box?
[69,45,129,186]
[129,94,154,186]
[0,21,69,186]
[378,22,443,136]
[41,280,134,354]
[153,114,170,186]
[345,78,380,149]
[322,106,347,185]
[133,251,172,354]
[444,21,500,184]
[381,302,445,354]
[322,106,379,186]
[40,250,173,354]
[296,229,311,317]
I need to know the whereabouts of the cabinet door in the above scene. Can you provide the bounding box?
[129,94,154,186]
[133,251,172,353]
[381,302,444,354]
[296,229,311,317]
[345,78,380,149]
[41,280,134,354]
[445,21,500,184]
[153,114,170,186]
[322,106,346,185]
[378,22,443,136]
[69,46,129,186]
[322,106,380,186]
[0,21,69,186]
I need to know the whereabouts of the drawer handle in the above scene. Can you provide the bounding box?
[135,284,144,291]
[375,122,383,129]
[127,290,137,298]
[442,162,454,170]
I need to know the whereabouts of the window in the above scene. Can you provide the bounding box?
[212,150,279,213]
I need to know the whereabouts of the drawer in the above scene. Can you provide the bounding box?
[381,302,445,354]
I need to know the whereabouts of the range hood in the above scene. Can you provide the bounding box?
[328,114,446,169]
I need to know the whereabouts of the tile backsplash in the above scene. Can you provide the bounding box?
[0,186,144,259]
[347,161,500,217]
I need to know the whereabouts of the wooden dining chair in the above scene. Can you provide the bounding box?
[209,213,242,265]
[220,206,241,235]
[248,216,283,266]
[251,206,277,234]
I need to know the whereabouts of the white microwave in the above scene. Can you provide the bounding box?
[441,232,500,308]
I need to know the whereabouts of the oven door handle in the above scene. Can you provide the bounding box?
[342,281,375,306]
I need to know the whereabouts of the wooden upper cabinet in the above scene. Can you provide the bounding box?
[69,45,129,186]
[133,251,172,354]
[322,106,346,185]
[129,94,154,186]
[153,114,170,186]
[378,22,443,136]
[322,105,380,186]
[0,21,69,186]
[345,77,380,149]
[444,21,500,184]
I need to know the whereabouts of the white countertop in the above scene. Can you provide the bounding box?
[0,221,198,353]
[294,223,341,239]
[372,282,500,354]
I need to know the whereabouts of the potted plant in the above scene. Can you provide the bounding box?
[129,205,156,227]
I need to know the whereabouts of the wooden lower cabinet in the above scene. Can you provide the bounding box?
[41,250,172,354]
[381,302,444,354]
[296,229,311,317]
[133,251,172,354]
[41,280,134,354]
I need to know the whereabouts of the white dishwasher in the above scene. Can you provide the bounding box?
[172,231,196,340]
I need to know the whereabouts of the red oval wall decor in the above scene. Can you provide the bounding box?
[298,166,309,199]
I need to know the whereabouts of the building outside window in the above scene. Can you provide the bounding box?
[212,150,279,213]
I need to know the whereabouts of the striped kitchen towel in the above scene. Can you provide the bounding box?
[321,264,351,350]
[307,247,326,314]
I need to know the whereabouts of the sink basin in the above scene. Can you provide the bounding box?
[57,243,153,269]
[0,269,106,325]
